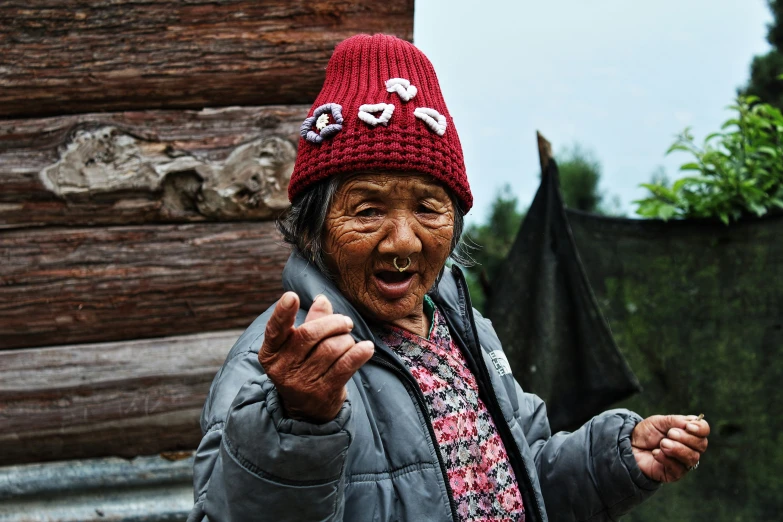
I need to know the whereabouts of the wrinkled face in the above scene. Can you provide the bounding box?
[324,172,455,329]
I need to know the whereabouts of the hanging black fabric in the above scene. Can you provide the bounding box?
[485,160,641,432]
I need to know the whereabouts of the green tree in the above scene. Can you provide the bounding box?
[557,144,604,213]
[743,1,783,109]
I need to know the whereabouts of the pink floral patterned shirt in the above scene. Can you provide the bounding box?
[376,298,526,522]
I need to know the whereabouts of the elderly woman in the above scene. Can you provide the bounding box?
[189,34,709,522]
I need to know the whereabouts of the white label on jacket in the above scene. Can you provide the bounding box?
[489,350,512,377]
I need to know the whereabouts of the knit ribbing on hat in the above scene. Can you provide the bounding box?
[288,34,472,211]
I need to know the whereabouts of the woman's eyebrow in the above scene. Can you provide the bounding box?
[343,182,390,196]
[343,180,448,200]
[345,187,412,200]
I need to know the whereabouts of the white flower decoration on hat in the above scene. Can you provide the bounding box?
[315,113,330,131]
[358,103,395,127]
[300,103,344,144]
[414,107,447,136]
[385,78,418,102]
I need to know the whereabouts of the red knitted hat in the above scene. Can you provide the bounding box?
[288,34,472,211]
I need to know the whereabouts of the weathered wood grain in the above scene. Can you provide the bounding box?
[0,221,289,349]
[0,105,307,228]
[0,0,414,118]
[0,329,241,465]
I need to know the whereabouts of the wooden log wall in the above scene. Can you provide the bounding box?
[0,109,296,463]
[0,0,415,118]
[0,0,415,465]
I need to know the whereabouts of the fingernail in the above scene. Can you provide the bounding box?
[652,449,661,457]
[668,429,681,440]
[313,294,324,305]
[345,317,354,330]
[661,439,674,449]
[687,423,699,433]
[281,293,295,309]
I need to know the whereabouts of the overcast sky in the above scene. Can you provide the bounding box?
[414,1,773,223]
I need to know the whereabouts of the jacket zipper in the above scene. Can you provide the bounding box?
[370,353,459,522]
[450,266,547,522]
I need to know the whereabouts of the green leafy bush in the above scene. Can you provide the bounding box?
[635,96,783,224]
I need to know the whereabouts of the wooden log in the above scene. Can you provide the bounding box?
[0,0,415,118]
[0,221,289,350]
[0,330,242,465]
[0,105,307,228]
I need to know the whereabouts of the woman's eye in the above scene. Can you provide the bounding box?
[417,204,437,214]
[357,208,380,217]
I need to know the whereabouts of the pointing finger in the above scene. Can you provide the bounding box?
[263,292,299,351]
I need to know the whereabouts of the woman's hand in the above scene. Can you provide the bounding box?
[631,414,710,483]
[258,292,375,424]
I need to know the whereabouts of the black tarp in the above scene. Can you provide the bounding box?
[487,160,783,520]
[486,160,641,433]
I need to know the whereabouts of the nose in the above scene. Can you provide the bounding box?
[377,211,422,259]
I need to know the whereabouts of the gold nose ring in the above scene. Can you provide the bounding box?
[393,257,411,272]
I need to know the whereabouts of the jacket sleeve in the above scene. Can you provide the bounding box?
[514,383,660,522]
[187,316,354,522]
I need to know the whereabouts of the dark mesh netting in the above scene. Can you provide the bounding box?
[486,161,641,434]
[486,160,782,520]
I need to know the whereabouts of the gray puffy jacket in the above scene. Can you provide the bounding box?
[189,252,659,521]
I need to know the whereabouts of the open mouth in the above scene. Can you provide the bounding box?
[373,270,416,299]
[376,270,414,284]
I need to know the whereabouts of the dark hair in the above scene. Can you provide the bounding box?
[276,176,469,279]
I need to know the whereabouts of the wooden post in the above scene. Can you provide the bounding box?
[536,131,554,174]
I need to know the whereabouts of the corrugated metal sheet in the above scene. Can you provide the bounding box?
[0,454,194,522]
